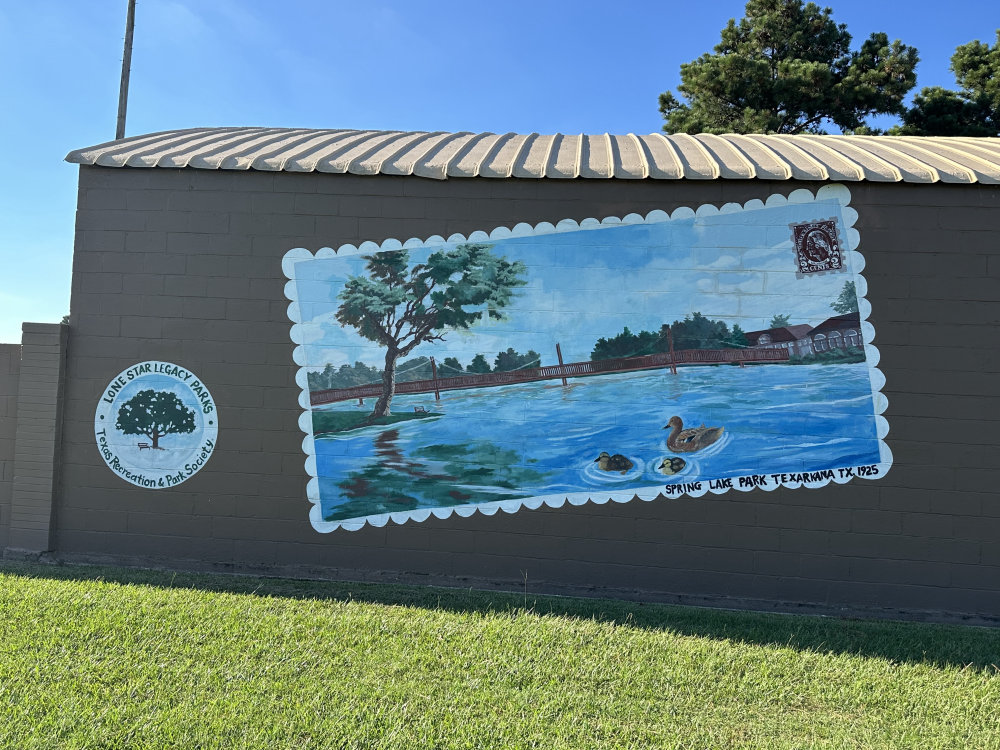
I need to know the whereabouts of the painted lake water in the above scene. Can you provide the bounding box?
[313,362,882,522]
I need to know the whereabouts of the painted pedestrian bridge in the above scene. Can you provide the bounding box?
[309,348,790,406]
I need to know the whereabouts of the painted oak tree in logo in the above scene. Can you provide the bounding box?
[116,389,196,449]
[336,244,527,419]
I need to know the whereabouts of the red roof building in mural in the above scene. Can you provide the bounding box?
[747,313,862,357]
[745,324,814,356]
[807,312,863,352]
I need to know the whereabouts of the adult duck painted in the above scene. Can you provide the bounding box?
[663,416,724,453]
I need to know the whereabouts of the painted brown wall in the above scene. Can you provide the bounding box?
[57,165,1000,619]
[0,343,21,550]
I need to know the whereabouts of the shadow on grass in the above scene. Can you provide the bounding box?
[3,561,998,672]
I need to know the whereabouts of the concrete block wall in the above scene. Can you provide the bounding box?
[0,343,21,549]
[7,324,68,553]
[53,166,1000,621]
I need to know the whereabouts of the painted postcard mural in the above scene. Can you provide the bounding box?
[284,186,891,532]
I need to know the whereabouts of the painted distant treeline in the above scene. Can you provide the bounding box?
[445,348,541,376]
[307,348,541,392]
[591,313,749,361]
[307,313,755,392]
[307,306,858,393]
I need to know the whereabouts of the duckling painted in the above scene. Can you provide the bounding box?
[658,456,687,475]
[663,416,724,453]
[594,451,634,474]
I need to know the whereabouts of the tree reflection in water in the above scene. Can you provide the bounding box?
[326,429,548,522]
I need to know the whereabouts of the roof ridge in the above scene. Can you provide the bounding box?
[65,128,1000,184]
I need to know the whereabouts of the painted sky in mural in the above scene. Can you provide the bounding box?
[285,187,891,532]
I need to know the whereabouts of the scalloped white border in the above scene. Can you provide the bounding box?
[283,185,891,532]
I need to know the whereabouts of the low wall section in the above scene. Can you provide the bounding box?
[0,343,21,550]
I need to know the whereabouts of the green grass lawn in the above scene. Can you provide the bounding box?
[1,563,998,749]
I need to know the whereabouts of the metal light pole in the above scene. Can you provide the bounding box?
[115,0,137,140]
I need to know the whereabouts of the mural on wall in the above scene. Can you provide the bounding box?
[284,185,891,532]
[94,361,217,488]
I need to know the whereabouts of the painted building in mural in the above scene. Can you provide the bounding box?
[746,313,863,357]
[2,128,999,622]
[746,324,814,355]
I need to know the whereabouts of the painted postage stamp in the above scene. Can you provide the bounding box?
[284,185,890,532]
[790,218,845,276]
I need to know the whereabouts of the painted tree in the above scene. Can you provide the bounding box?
[440,357,464,376]
[494,347,541,372]
[466,354,492,374]
[658,0,918,134]
[892,31,1000,136]
[393,357,432,383]
[667,313,733,351]
[336,244,527,418]
[590,326,662,361]
[831,280,859,314]
[769,313,791,328]
[116,389,196,450]
[727,324,750,349]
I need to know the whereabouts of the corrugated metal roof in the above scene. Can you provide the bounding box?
[65,127,1000,184]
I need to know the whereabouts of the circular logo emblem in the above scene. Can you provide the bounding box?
[94,361,218,488]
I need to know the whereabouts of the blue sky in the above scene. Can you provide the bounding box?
[1,0,997,343]
[290,195,857,367]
